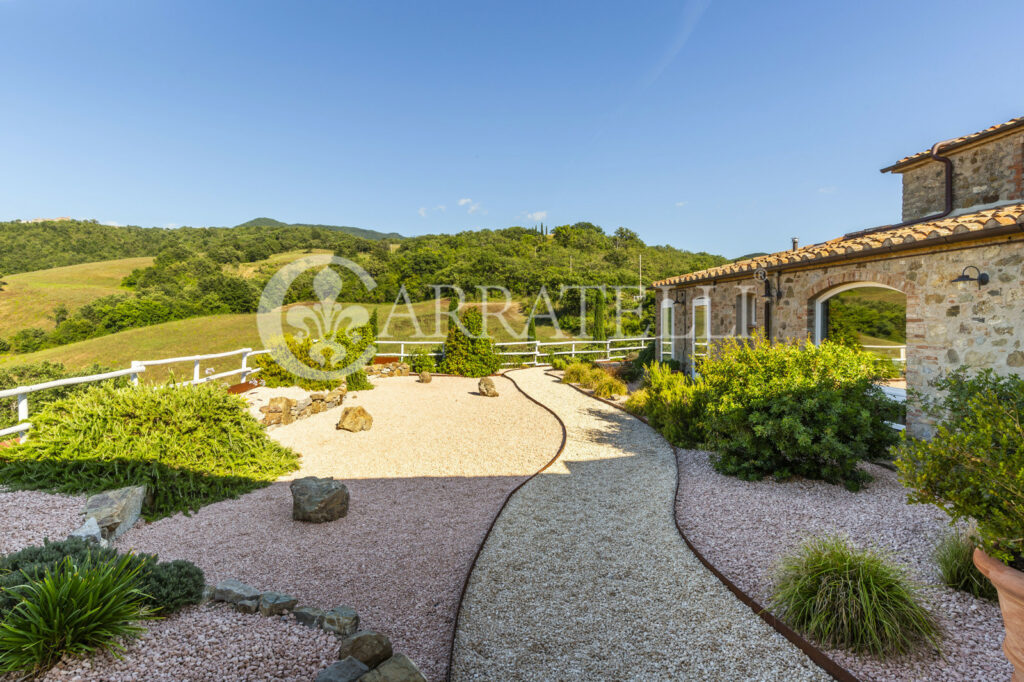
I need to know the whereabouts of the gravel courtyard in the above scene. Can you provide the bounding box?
[16,374,563,682]
[451,369,828,681]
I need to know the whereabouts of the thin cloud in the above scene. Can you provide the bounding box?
[418,207,428,218]
[526,210,547,221]
[640,0,712,90]
[817,186,837,194]
[467,202,482,215]
[457,198,472,206]
[674,201,687,207]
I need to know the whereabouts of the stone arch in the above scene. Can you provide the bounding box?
[807,269,911,346]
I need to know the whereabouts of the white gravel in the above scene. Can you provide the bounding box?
[676,449,1012,682]
[451,369,829,681]
[0,489,85,555]
[57,374,562,682]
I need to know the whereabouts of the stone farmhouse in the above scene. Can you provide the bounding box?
[653,115,1024,436]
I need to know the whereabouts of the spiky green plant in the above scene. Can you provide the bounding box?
[0,555,155,675]
[769,535,940,657]
[934,530,997,600]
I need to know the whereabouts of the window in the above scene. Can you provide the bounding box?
[660,298,675,360]
[735,290,757,336]
[692,296,710,365]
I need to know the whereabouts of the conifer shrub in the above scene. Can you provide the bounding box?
[700,335,898,490]
[0,383,299,518]
[438,308,502,377]
[770,535,940,657]
[408,347,438,373]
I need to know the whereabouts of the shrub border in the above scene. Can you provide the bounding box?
[443,369,569,681]
[546,368,860,682]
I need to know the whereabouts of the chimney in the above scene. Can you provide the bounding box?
[791,237,799,251]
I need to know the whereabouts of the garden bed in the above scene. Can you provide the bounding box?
[675,449,1011,681]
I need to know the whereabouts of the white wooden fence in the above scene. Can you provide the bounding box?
[0,337,656,441]
[863,344,907,364]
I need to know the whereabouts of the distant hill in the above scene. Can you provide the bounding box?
[235,217,403,241]
[732,252,769,262]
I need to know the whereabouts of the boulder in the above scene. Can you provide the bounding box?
[214,578,262,604]
[322,605,359,636]
[259,591,298,616]
[84,485,146,540]
[418,372,431,384]
[356,654,427,682]
[337,407,373,432]
[290,477,350,522]
[68,517,105,546]
[233,598,259,614]
[269,396,297,425]
[294,606,326,628]
[338,630,393,669]
[317,658,369,682]
[310,393,327,402]
[478,377,499,397]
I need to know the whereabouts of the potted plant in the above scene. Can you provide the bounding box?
[895,370,1024,678]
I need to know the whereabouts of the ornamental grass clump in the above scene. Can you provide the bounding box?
[896,369,1024,568]
[770,535,940,657]
[934,530,997,600]
[591,374,627,398]
[561,361,593,384]
[0,555,155,675]
[0,383,299,519]
[700,334,898,490]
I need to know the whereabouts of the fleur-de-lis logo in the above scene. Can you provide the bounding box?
[257,255,377,381]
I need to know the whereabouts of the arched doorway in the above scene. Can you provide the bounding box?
[813,283,907,367]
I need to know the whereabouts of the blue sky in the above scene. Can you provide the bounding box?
[1,0,1022,258]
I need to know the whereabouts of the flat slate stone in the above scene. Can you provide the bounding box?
[356,654,427,682]
[322,605,359,636]
[214,578,262,604]
[294,605,326,628]
[338,630,393,668]
[233,598,259,614]
[84,485,146,540]
[316,657,369,682]
[259,591,298,616]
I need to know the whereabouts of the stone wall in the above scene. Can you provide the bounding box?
[663,236,1024,436]
[900,130,1024,221]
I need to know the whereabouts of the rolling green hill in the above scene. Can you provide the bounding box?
[234,217,403,241]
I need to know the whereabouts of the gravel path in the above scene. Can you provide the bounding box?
[0,489,84,556]
[44,375,562,682]
[676,449,1012,682]
[451,369,828,681]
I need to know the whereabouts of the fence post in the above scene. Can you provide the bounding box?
[900,347,906,363]
[571,342,576,360]
[240,351,250,384]
[193,359,201,384]
[533,341,539,366]
[606,339,611,361]
[130,361,141,385]
[400,343,405,361]
[17,393,28,423]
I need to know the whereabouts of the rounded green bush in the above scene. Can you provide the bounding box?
[770,535,940,657]
[438,308,501,377]
[0,383,300,518]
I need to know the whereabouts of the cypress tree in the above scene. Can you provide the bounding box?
[593,292,606,341]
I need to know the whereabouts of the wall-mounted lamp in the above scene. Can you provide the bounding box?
[754,268,783,302]
[951,265,990,287]
[670,289,687,305]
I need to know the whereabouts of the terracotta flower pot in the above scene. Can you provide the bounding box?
[975,547,1024,681]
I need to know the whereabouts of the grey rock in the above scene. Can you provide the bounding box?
[322,605,359,636]
[290,477,350,523]
[293,605,326,628]
[68,517,105,545]
[337,406,373,432]
[259,591,298,616]
[478,377,498,397]
[418,372,431,384]
[84,485,147,540]
[214,578,262,604]
[356,654,427,682]
[201,584,216,603]
[233,598,259,614]
[317,658,369,682]
[338,630,393,668]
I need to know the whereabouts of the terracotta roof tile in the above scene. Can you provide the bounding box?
[653,203,1024,287]
[881,115,1024,172]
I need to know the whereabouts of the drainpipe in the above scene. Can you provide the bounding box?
[847,138,958,239]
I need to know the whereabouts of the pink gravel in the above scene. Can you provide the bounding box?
[0,489,85,555]
[57,374,563,682]
[676,449,1012,682]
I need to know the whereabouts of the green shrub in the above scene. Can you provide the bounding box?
[0,555,154,675]
[408,347,438,373]
[633,362,708,447]
[896,372,1024,566]
[934,530,997,600]
[700,335,898,490]
[0,362,119,431]
[0,383,299,519]
[0,538,204,616]
[252,314,377,391]
[621,341,656,382]
[561,361,592,384]
[769,535,940,657]
[623,387,650,417]
[591,374,627,398]
[438,308,502,377]
[549,356,569,370]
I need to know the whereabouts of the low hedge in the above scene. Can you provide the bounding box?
[0,382,300,518]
